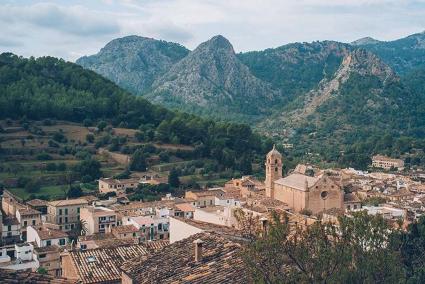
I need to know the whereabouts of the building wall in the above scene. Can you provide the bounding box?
[274,185,307,212]
[80,207,117,235]
[60,253,80,281]
[46,202,87,232]
[169,217,203,243]
[274,176,343,214]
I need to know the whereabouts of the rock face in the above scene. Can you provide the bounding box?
[76,35,189,94]
[147,35,279,118]
[355,31,425,74]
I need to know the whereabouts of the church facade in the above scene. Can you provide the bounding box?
[265,146,344,214]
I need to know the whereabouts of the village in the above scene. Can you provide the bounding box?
[0,147,424,283]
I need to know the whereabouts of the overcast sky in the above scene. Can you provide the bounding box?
[1,0,424,61]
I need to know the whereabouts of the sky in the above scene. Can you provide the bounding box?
[0,0,425,62]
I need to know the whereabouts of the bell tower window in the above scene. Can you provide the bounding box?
[275,167,278,172]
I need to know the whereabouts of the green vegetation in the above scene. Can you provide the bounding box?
[240,210,425,283]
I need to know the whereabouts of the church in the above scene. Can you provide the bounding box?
[265,146,344,215]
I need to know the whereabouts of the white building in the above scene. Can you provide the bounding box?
[26,226,69,248]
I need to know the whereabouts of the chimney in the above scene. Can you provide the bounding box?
[260,217,268,236]
[193,239,204,262]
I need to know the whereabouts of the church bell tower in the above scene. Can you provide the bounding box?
[265,145,283,199]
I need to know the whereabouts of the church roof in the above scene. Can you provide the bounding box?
[274,173,318,192]
[266,145,282,159]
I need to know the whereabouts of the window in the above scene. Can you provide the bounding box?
[24,221,27,226]
[59,217,62,224]
[80,244,87,250]
[77,207,80,214]
[59,209,62,215]
[46,240,51,246]
[320,191,328,199]
[354,205,358,209]
[7,225,11,231]
[59,226,62,230]
[7,232,12,237]
[64,208,68,215]
[59,239,66,246]
[32,220,36,225]
[275,167,278,172]
[133,233,136,237]
[158,223,163,231]
[71,224,74,229]
[39,254,46,258]
[159,234,164,239]
[65,217,68,223]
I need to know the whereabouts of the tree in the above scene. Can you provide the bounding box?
[239,210,405,283]
[25,178,41,193]
[97,121,107,131]
[129,149,147,171]
[85,133,95,143]
[73,158,102,182]
[168,168,180,188]
[67,185,83,198]
[69,219,88,244]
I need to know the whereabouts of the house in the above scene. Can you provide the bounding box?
[173,203,195,219]
[16,207,42,241]
[120,231,248,284]
[344,193,362,211]
[1,214,20,245]
[80,206,117,235]
[0,243,38,271]
[122,215,169,241]
[33,245,62,277]
[111,225,141,242]
[61,242,168,284]
[1,190,25,217]
[372,155,405,170]
[26,199,49,215]
[185,189,224,207]
[27,226,69,248]
[45,198,88,232]
[98,178,139,194]
[193,206,238,227]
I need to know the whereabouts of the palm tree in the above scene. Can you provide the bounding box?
[69,219,88,244]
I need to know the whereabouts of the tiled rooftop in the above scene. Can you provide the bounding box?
[67,241,168,283]
[0,268,75,283]
[274,173,319,191]
[121,232,248,284]
[49,198,88,207]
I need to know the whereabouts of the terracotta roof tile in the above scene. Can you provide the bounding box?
[121,232,248,284]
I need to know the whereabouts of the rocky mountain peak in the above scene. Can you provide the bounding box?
[351,37,381,46]
[346,49,397,83]
[196,35,234,54]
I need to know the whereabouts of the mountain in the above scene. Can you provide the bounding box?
[75,32,425,168]
[352,31,425,74]
[351,37,381,46]
[76,35,189,94]
[147,35,279,120]
[238,41,350,105]
[0,52,269,173]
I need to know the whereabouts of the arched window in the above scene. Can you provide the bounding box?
[275,159,278,164]
[275,167,278,172]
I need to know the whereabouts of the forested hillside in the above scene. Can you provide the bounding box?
[0,52,272,174]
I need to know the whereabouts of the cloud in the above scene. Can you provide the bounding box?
[0,38,22,47]
[0,3,120,37]
[0,0,424,61]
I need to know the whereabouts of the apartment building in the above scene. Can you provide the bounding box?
[80,206,117,235]
[372,155,405,170]
[45,199,88,232]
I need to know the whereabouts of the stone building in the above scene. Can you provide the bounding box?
[265,147,344,215]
